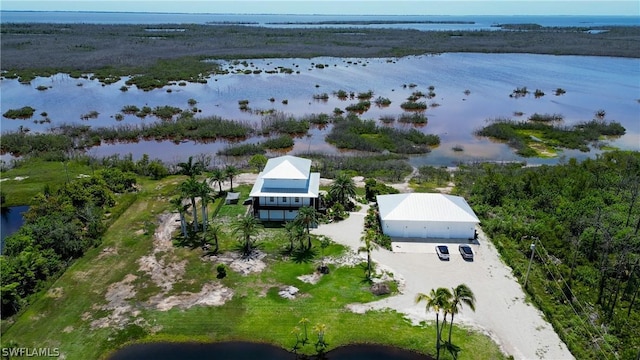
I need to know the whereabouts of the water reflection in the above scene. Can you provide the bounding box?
[107,342,433,360]
[1,53,638,165]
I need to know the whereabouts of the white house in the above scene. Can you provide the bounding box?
[250,155,320,221]
[376,193,479,239]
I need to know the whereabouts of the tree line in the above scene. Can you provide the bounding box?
[453,151,640,359]
[0,168,138,318]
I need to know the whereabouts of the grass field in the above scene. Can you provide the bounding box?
[1,173,505,360]
[0,158,93,206]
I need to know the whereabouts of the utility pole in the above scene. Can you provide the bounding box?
[524,237,537,288]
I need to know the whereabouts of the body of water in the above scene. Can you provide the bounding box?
[0,205,29,251]
[2,53,638,166]
[1,12,638,30]
[107,342,432,360]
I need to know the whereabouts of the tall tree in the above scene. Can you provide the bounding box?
[295,206,318,250]
[197,179,214,232]
[359,228,379,280]
[225,164,240,192]
[209,167,226,194]
[328,172,356,208]
[231,214,263,256]
[169,196,189,238]
[207,223,223,254]
[284,221,305,252]
[180,177,200,231]
[177,156,204,178]
[416,287,452,360]
[447,284,476,345]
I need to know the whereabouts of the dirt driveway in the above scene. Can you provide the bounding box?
[312,205,574,360]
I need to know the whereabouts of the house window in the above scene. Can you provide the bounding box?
[282,197,287,202]
[295,197,300,203]
[269,197,274,202]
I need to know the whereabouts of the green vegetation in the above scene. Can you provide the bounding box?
[374,96,392,107]
[260,112,310,135]
[400,101,427,111]
[326,115,439,154]
[218,143,265,156]
[528,113,563,122]
[398,113,428,124]
[475,118,625,157]
[345,101,371,113]
[262,135,295,150]
[454,151,640,359]
[304,153,413,182]
[410,166,451,192]
[1,158,505,359]
[0,167,138,318]
[3,106,36,119]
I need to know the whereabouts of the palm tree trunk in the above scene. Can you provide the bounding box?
[201,203,207,232]
[191,198,198,231]
[179,212,188,237]
[448,313,455,344]
[435,312,441,360]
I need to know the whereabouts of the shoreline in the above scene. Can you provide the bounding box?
[1,24,639,71]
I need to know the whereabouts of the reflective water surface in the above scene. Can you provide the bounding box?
[1,53,638,166]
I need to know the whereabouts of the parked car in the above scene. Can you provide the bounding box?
[435,245,450,261]
[459,244,474,260]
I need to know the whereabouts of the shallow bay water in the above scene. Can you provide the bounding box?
[1,53,638,165]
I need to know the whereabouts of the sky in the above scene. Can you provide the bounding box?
[1,0,639,16]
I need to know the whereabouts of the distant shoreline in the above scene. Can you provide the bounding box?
[1,23,639,72]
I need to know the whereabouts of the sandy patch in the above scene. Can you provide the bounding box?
[91,274,137,329]
[0,176,30,182]
[62,326,74,333]
[207,250,267,276]
[46,287,64,299]
[153,283,234,311]
[297,272,323,285]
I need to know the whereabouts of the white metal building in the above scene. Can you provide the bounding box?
[376,193,479,239]
[250,155,320,221]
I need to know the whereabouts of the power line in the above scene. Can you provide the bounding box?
[533,241,619,359]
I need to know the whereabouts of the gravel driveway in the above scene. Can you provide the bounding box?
[312,205,574,360]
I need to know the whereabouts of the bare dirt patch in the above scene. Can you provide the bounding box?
[207,250,267,276]
[152,282,234,311]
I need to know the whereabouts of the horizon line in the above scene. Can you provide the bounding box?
[2,10,638,17]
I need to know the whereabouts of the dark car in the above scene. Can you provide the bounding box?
[435,245,450,261]
[459,244,474,260]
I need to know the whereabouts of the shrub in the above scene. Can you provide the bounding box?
[3,106,36,119]
[217,143,265,156]
[400,101,427,110]
[529,113,563,122]
[345,101,371,113]
[374,97,392,107]
[262,135,294,150]
[313,93,329,101]
[216,264,227,279]
[398,113,427,124]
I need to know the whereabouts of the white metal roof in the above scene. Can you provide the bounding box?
[250,173,320,198]
[377,193,479,223]
[261,155,311,180]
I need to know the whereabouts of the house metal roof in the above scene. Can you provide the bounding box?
[261,155,311,180]
[376,193,479,223]
[250,173,320,198]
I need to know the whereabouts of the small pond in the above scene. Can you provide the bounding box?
[0,205,29,251]
[107,342,433,360]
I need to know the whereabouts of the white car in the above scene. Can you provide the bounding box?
[436,245,450,261]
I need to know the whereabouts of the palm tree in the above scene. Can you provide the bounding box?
[416,287,453,360]
[197,179,214,232]
[447,284,476,346]
[329,172,356,208]
[359,229,379,280]
[209,167,225,194]
[225,164,240,192]
[231,214,263,256]
[284,221,305,252]
[177,156,204,178]
[179,177,200,231]
[169,196,190,238]
[207,223,223,254]
[295,206,318,250]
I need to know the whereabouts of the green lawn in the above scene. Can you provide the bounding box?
[1,175,505,360]
[0,158,93,206]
